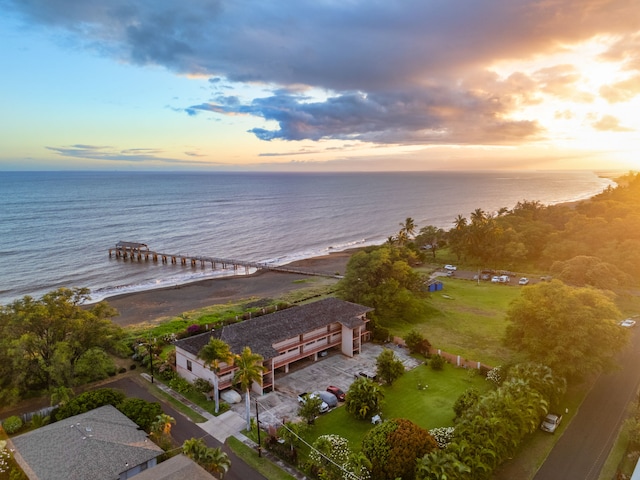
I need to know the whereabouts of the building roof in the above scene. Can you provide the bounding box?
[11,405,163,480]
[133,454,215,480]
[175,297,372,360]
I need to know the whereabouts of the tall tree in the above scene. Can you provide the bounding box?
[233,346,265,431]
[505,280,627,380]
[0,288,122,400]
[375,348,405,385]
[198,338,234,413]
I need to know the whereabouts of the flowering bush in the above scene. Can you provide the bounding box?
[429,426,455,449]
[486,366,503,386]
[186,324,202,336]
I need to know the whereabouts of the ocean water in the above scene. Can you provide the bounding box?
[0,170,614,305]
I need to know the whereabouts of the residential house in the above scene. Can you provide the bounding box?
[174,297,372,395]
[11,405,163,480]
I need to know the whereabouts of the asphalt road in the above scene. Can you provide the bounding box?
[533,327,640,480]
[104,377,266,480]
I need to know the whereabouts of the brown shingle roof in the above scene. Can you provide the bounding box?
[174,297,372,360]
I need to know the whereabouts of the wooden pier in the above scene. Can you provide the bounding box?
[108,241,338,278]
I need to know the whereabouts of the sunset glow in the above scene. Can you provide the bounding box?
[1,1,638,171]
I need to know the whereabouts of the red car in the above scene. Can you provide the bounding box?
[326,386,345,402]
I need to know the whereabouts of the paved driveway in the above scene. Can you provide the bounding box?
[228,343,421,427]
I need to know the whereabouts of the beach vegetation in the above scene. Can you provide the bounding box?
[0,287,123,404]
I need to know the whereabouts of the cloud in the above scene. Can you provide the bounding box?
[599,74,640,103]
[7,0,639,146]
[591,115,633,132]
[46,144,210,164]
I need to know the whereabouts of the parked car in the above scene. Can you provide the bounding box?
[298,392,329,413]
[358,371,377,381]
[620,318,637,328]
[314,390,338,408]
[326,386,346,402]
[499,275,510,283]
[444,264,457,271]
[540,413,563,433]
[518,277,529,285]
[491,275,501,283]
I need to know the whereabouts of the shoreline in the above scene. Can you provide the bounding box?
[105,250,355,327]
[104,178,619,328]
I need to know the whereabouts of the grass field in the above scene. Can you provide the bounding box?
[387,277,522,366]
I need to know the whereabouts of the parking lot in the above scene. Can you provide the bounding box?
[228,343,422,427]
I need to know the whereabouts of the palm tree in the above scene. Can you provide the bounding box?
[233,346,265,431]
[151,413,176,437]
[206,446,231,478]
[198,338,234,413]
[454,214,467,230]
[183,437,209,462]
[399,217,416,238]
[183,438,231,478]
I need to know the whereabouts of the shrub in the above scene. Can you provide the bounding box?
[429,354,445,371]
[54,388,126,421]
[129,364,137,370]
[362,418,437,480]
[453,388,480,420]
[118,367,127,374]
[2,416,23,434]
[404,330,431,356]
[118,398,162,432]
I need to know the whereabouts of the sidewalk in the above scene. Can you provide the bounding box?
[140,374,308,479]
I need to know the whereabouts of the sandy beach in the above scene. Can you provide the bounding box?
[106,251,354,327]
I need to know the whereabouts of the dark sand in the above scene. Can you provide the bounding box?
[106,251,354,327]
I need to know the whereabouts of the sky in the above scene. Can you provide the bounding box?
[1,0,639,172]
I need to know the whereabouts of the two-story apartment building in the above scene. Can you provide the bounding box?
[174,297,372,395]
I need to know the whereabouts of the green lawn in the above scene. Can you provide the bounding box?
[389,278,522,366]
[302,362,493,452]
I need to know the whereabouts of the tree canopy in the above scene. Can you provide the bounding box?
[504,280,627,380]
[0,288,123,404]
[337,245,429,325]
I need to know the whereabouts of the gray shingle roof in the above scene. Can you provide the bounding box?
[11,405,163,480]
[175,297,372,360]
[133,454,215,480]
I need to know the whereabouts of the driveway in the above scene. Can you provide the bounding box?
[227,343,422,427]
[103,376,266,480]
[533,327,640,479]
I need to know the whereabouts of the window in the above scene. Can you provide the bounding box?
[187,360,192,371]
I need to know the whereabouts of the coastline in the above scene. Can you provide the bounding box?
[106,250,355,327]
[104,176,620,329]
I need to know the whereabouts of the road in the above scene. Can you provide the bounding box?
[104,377,266,480]
[533,327,640,480]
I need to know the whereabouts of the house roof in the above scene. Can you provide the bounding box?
[175,297,372,360]
[133,454,215,480]
[11,405,163,480]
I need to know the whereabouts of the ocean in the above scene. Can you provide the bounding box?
[0,170,614,305]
